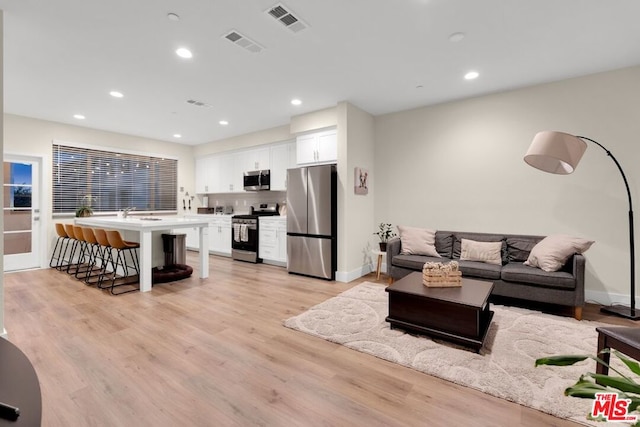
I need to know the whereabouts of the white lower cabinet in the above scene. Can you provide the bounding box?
[259,217,287,266]
[184,215,231,255]
[185,226,200,250]
[209,217,232,255]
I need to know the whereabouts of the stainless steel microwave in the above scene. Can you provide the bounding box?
[243,170,270,191]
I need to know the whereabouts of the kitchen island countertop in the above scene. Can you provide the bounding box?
[75,215,210,292]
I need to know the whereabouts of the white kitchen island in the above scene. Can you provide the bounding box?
[75,216,210,292]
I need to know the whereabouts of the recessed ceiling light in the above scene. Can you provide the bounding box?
[219,120,229,126]
[291,99,302,106]
[173,134,182,138]
[73,114,85,120]
[167,13,180,21]
[464,71,479,80]
[449,32,465,42]
[110,90,124,98]
[176,47,193,59]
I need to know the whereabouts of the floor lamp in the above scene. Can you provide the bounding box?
[524,131,638,320]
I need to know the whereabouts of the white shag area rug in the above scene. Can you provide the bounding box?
[284,282,631,426]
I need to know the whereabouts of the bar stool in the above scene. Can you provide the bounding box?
[79,227,106,284]
[93,228,114,288]
[71,225,93,278]
[104,230,140,295]
[63,224,82,274]
[49,223,71,270]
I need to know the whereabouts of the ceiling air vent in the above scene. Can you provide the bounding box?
[186,99,212,108]
[223,30,264,53]
[266,3,308,33]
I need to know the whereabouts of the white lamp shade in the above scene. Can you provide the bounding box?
[524,131,587,174]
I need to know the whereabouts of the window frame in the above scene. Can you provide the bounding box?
[52,140,178,217]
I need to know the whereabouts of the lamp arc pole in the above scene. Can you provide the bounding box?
[578,136,637,319]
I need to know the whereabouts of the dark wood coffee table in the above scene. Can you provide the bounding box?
[385,272,494,351]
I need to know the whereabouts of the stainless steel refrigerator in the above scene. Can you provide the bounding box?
[286,164,337,280]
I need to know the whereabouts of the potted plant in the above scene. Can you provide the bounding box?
[75,205,93,217]
[536,350,640,424]
[373,222,396,251]
[75,194,95,217]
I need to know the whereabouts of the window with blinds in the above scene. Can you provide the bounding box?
[52,143,177,214]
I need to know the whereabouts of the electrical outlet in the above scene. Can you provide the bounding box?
[180,186,184,192]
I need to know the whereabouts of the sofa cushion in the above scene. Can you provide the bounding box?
[501,262,575,289]
[507,236,542,262]
[397,225,440,257]
[450,232,507,264]
[435,232,453,258]
[525,234,594,272]
[460,239,502,265]
[457,260,502,280]
[392,254,444,271]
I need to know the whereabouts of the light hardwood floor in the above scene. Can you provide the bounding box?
[3,254,636,427]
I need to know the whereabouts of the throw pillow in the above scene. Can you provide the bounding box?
[459,239,502,265]
[397,225,441,257]
[506,237,542,262]
[524,234,594,272]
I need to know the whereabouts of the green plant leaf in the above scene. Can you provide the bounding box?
[586,373,640,394]
[535,355,589,367]
[613,350,640,376]
[564,378,608,399]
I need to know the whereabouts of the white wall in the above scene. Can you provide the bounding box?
[374,65,640,305]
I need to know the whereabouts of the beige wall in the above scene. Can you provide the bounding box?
[192,124,292,157]
[374,65,640,304]
[290,107,337,134]
[2,114,196,269]
[336,102,376,281]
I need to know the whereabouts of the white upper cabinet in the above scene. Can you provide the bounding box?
[195,156,217,194]
[296,128,337,165]
[270,142,296,191]
[195,140,297,194]
[217,152,237,193]
[241,146,271,172]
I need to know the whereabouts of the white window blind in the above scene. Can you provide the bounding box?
[52,143,177,214]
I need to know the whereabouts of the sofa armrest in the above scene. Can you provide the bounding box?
[387,236,401,265]
[572,253,586,305]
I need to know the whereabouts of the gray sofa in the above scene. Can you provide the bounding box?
[387,230,586,320]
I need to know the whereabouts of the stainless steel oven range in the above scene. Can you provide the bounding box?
[231,203,279,263]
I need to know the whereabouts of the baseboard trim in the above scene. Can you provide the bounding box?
[585,289,634,307]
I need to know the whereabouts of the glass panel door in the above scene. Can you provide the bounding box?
[3,157,41,271]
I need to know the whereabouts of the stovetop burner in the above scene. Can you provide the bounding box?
[233,203,279,219]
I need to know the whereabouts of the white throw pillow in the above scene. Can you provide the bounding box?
[460,239,502,265]
[397,225,441,257]
[524,234,594,272]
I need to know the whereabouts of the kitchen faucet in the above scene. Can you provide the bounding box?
[122,207,136,218]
